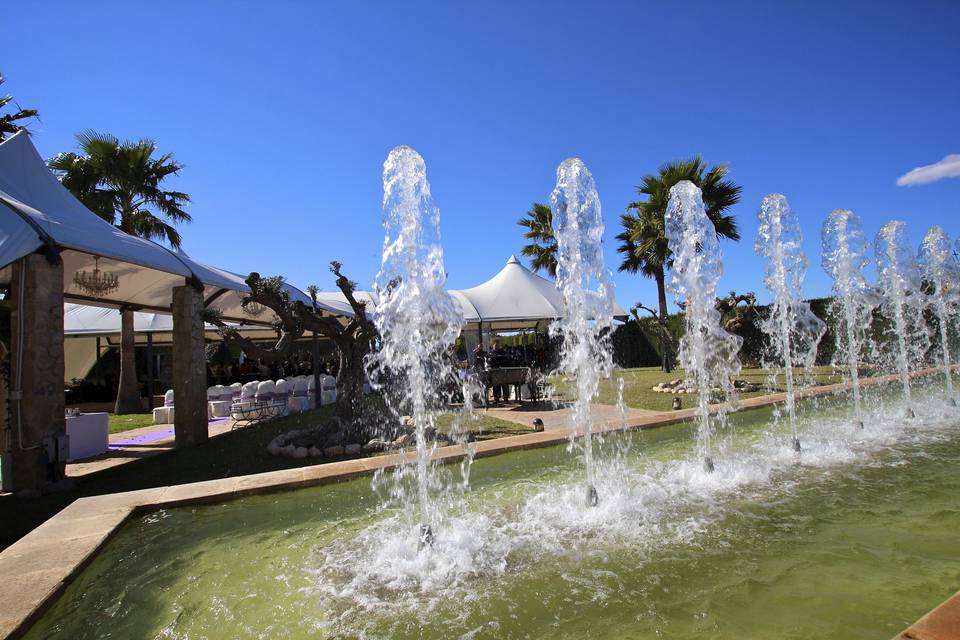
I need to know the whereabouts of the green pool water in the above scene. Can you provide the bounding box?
[24,391,960,639]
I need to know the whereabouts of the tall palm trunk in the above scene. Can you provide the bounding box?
[654,267,674,373]
[114,307,141,413]
[114,209,141,414]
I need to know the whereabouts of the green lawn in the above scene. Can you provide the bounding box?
[107,413,156,434]
[551,366,844,412]
[436,411,531,440]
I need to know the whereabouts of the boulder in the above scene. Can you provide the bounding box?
[292,446,309,459]
[393,433,415,447]
[363,439,388,453]
[308,446,323,457]
[344,443,362,455]
[324,445,345,457]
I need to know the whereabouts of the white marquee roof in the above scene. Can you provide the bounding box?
[311,255,626,328]
[62,302,280,339]
[0,130,323,323]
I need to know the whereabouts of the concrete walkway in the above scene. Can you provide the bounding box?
[67,419,237,478]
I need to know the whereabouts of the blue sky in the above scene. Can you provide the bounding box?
[4,0,959,309]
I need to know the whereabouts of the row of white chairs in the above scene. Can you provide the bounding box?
[152,375,339,425]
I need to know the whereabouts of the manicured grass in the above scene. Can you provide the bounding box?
[551,366,845,412]
[107,413,156,434]
[436,411,532,441]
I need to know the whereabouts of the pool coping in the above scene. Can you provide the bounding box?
[1,367,956,640]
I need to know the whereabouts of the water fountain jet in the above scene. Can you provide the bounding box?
[664,181,743,472]
[549,157,617,504]
[875,220,928,415]
[919,225,959,401]
[367,145,464,549]
[822,210,878,428]
[755,194,825,453]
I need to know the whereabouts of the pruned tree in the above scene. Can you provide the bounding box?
[630,302,677,371]
[715,290,757,332]
[208,261,378,440]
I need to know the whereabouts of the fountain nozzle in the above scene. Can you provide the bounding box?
[856,420,864,430]
[905,407,915,419]
[792,437,801,453]
[418,524,434,551]
[949,397,957,407]
[703,457,715,473]
[586,484,598,507]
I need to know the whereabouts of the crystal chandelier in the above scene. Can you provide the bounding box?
[73,255,120,296]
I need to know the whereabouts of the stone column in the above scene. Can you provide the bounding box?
[7,254,65,493]
[172,284,208,447]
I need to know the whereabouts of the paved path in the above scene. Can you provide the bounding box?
[482,401,661,431]
[67,419,236,477]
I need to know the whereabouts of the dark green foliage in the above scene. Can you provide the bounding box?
[517,202,557,276]
[0,72,39,141]
[48,131,191,248]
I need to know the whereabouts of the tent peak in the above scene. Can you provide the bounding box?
[507,254,520,265]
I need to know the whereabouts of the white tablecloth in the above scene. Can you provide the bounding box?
[65,412,109,461]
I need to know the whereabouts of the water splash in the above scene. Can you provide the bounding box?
[755,195,825,451]
[664,181,743,471]
[367,145,464,541]
[549,157,617,504]
[875,220,928,408]
[821,209,877,427]
[919,225,958,399]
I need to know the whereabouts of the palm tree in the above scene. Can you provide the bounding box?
[517,202,557,276]
[0,72,40,141]
[617,157,742,371]
[49,131,191,414]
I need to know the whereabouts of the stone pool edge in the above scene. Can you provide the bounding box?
[1,367,956,640]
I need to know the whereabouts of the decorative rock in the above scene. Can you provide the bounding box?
[308,446,323,457]
[324,445,345,457]
[292,446,309,459]
[393,433,415,447]
[282,444,297,457]
[344,443,362,455]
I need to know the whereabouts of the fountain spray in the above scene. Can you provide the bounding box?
[664,181,743,472]
[368,145,463,549]
[875,220,928,417]
[549,158,616,506]
[822,210,877,429]
[919,225,959,403]
[755,195,825,452]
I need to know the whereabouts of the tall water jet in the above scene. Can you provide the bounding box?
[822,209,877,428]
[919,225,958,401]
[664,181,743,472]
[755,194,825,452]
[367,145,464,546]
[875,220,928,413]
[549,157,616,505]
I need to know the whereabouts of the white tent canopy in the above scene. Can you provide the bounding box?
[62,303,281,339]
[310,255,627,330]
[0,130,325,323]
[458,255,560,324]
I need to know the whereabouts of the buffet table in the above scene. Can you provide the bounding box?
[65,412,109,461]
